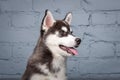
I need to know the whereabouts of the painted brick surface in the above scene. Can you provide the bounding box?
[86,25,120,41]
[67,58,79,78]
[53,0,81,13]
[0,58,27,75]
[33,0,81,13]
[0,28,39,42]
[0,13,10,28]
[89,42,114,57]
[33,0,55,12]
[78,59,120,74]
[0,43,12,59]
[92,13,117,25]
[0,0,32,11]
[0,60,15,74]
[11,12,37,28]
[82,0,120,11]
[117,13,120,24]
[72,11,89,26]
[116,44,120,57]
[0,0,120,79]
[12,43,34,58]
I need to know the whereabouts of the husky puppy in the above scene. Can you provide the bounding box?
[21,10,81,80]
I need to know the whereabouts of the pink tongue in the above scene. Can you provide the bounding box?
[69,48,78,55]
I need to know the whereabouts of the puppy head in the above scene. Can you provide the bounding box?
[40,10,81,56]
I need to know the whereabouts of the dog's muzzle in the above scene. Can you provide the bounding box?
[75,38,81,47]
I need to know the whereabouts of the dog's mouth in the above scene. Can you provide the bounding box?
[59,45,78,55]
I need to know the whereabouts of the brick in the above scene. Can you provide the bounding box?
[82,0,120,11]
[0,58,27,74]
[86,25,120,41]
[67,58,79,78]
[72,11,89,25]
[33,0,54,12]
[0,13,10,29]
[68,74,120,79]
[0,28,39,42]
[53,0,81,13]
[90,42,114,57]
[92,13,116,25]
[33,0,80,13]
[116,44,120,56]
[12,57,27,74]
[78,58,120,74]
[13,43,34,58]
[72,25,88,38]
[11,12,38,28]
[77,42,90,58]
[0,75,21,79]
[0,60,14,74]
[117,13,120,24]
[0,43,12,59]
[53,12,66,20]
[0,0,32,11]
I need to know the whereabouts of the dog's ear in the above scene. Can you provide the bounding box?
[41,10,55,36]
[64,12,72,25]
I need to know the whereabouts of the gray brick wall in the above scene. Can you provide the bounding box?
[0,0,120,80]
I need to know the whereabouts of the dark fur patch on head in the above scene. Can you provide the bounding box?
[44,20,71,38]
[50,20,70,33]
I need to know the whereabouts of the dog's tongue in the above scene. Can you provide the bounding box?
[68,48,78,55]
[59,45,78,55]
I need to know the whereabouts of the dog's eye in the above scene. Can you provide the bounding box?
[60,30,67,37]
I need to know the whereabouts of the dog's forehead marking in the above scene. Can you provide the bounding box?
[61,26,68,32]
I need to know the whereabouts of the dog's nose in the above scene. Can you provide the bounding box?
[75,38,81,45]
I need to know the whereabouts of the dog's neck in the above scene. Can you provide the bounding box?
[29,37,67,73]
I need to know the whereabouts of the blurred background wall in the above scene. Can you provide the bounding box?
[0,0,120,80]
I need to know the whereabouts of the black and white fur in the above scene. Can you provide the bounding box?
[21,10,81,80]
